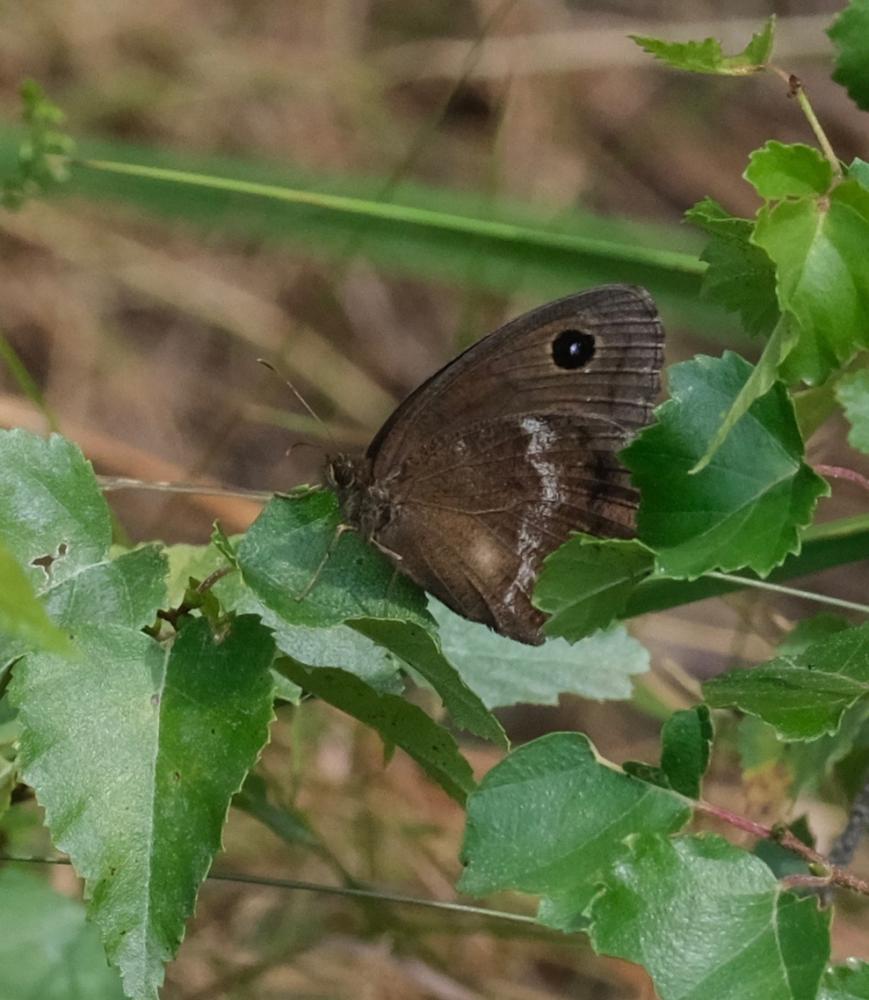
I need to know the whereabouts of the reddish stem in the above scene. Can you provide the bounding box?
[155,565,236,630]
[780,874,830,892]
[695,800,869,898]
[815,464,869,493]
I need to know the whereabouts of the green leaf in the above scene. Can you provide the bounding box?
[167,541,405,696]
[704,622,869,740]
[233,772,318,848]
[534,536,654,641]
[589,834,830,1000]
[215,564,403,695]
[794,380,842,439]
[689,314,799,473]
[11,616,275,999]
[1,80,75,210]
[0,691,19,747]
[737,691,869,799]
[753,815,814,880]
[660,705,713,798]
[0,868,125,999]
[836,369,869,453]
[788,702,869,796]
[621,352,828,578]
[740,17,777,65]
[238,492,431,630]
[631,17,774,75]
[0,754,15,821]
[778,613,851,655]
[272,623,401,693]
[349,618,507,747]
[0,430,112,589]
[236,497,502,739]
[745,142,834,199]
[458,732,690,929]
[850,157,869,188]
[752,180,869,384]
[1,544,168,669]
[431,598,648,709]
[828,0,869,111]
[624,706,714,796]
[0,431,167,669]
[210,520,237,567]
[835,714,869,799]
[165,541,227,606]
[624,515,869,616]
[271,668,303,705]
[42,544,168,631]
[0,539,73,655]
[21,128,708,321]
[738,714,785,772]
[684,197,778,337]
[820,962,869,999]
[277,659,474,804]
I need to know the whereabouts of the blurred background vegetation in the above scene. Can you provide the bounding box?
[1,1,867,997]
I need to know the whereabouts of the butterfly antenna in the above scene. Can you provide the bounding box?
[257,358,339,452]
[286,440,326,460]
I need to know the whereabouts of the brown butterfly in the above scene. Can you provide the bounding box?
[327,284,663,645]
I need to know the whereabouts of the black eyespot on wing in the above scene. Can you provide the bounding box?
[551,329,595,369]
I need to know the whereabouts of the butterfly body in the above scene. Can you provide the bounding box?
[327,284,664,645]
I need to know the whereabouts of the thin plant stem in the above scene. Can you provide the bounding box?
[706,572,869,616]
[206,871,539,923]
[96,476,273,502]
[0,854,538,926]
[695,801,869,898]
[769,67,842,178]
[815,464,869,493]
[793,83,842,179]
[0,331,60,432]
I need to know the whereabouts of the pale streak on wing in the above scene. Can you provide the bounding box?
[502,416,563,616]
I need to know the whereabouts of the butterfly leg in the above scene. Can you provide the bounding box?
[369,537,407,602]
[384,567,402,602]
[294,522,354,602]
[369,536,403,564]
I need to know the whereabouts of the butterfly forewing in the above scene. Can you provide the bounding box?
[335,284,664,645]
[367,284,663,478]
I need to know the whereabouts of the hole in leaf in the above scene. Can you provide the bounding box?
[30,541,71,577]
[31,554,55,574]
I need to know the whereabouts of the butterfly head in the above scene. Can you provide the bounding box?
[325,453,369,528]
[325,452,357,500]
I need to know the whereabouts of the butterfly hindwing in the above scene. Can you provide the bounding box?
[332,284,664,644]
